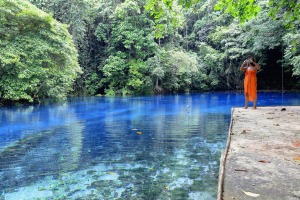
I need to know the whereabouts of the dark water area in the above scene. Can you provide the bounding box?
[0,92,299,199]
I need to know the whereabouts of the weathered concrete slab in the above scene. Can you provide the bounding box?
[219,106,300,200]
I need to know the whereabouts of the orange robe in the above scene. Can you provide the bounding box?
[244,69,257,102]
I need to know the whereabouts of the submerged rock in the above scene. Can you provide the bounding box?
[188,169,200,179]
[91,180,106,189]
[90,180,114,190]
[170,187,189,199]
[87,170,97,175]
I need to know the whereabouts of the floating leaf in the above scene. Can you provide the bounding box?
[234,169,248,172]
[242,190,260,197]
[137,132,143,135]
[258,160,271,163]
[293,157,300,163]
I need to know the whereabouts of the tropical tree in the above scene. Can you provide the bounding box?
[29,0,101,96]
[146,0,299,26]
[95,0,158,95]
[147,48,200,92]
[0,0,81,103]
[5,0,297,103]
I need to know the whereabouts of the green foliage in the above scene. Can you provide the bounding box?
[240,8,283,55]
[214,0,261,23]
[84,72,103,96]
[104,88,116,96]
[127,59,152,94]
[94,0,159,95]
[283,32,300,76]
[147,48,200,92]
[29,0,101,96]
[29,0,94,46]
[147,51,164,87]
[145,0,187,38]
[101,55,153,96]
[0,0,81,103]
[101,52,127,92]
[268,0,300,29]
[3,0,298,102]
[197,42,228,89]
[202,2,292,89]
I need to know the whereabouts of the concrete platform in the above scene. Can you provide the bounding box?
[218,106,300,200]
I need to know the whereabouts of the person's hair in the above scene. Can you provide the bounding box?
[248,57,256,62]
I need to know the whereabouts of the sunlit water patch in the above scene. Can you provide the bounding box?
[0,92,299,199]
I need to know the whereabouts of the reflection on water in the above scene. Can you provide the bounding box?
[0,92,299,199]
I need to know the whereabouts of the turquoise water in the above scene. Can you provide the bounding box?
[0,92,299,199]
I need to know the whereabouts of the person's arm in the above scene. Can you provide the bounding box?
[240,62,247,72]
[252,62,260,71]
[256,63,260,71]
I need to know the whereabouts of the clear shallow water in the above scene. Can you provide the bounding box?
[0,92,299,200]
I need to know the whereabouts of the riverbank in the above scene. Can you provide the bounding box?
[218,106,300,200]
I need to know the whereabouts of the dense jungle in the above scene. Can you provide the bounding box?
[0,0,299,104]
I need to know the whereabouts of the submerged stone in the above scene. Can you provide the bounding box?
[189,180,205,191]
[188,169,200,179]
[91,180,114,190]
[170,187,189,199]
[91,180,106,189]
[87,170,97,175]
[38,187,47,191]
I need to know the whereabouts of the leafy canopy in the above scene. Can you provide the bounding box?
[0,0,82,103]
[146,0,299,26]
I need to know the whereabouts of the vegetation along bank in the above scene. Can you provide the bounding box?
[0,0,299,105]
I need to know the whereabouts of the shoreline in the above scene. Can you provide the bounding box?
[1,90,300,107]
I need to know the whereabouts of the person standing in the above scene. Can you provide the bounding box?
[240,57,260,109]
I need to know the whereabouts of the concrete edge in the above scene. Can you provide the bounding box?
[217,107,235,200]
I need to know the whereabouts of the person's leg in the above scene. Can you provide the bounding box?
[253,98,257,109]
[244,94,249,109]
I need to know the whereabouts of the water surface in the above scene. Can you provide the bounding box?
[0,92,299,199]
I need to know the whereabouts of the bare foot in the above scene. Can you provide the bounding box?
[252,107,257,109]
[244,106,248,109]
